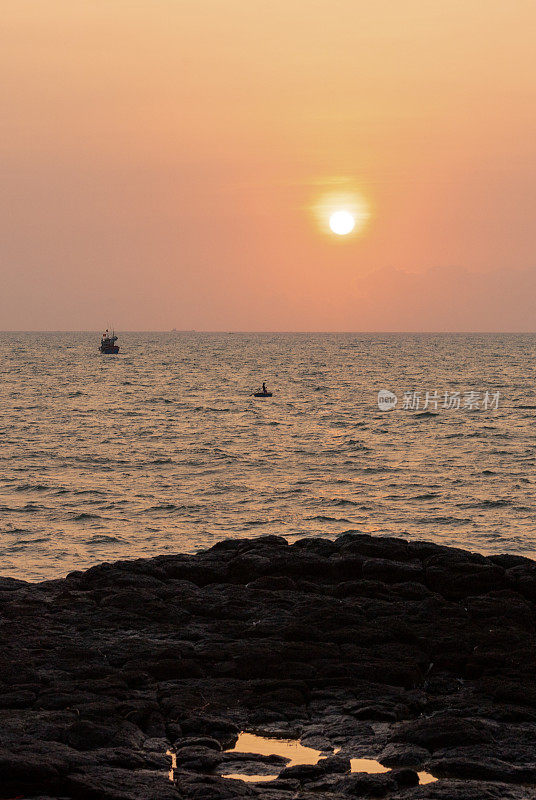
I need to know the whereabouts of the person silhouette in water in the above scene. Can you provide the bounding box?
[262,382,267,394]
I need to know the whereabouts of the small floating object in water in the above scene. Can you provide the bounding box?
[253,383,272,398]
[99,329,119,354]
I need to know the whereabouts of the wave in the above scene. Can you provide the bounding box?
[14,483,49,492]
[0,503,46,513]
[344,439,371,450]
[86,534,123,544]
[414,516,473,525]
[144,503,204,513]
[3,332,536,580]
[457,499,511,509]
[361,466,398,473]
[192,406,231,413]
[0,526,31,534]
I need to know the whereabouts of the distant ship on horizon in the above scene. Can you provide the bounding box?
[171,328,196,332]
[99,329,119,354]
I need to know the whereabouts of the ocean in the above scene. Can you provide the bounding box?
[1,331,535,581]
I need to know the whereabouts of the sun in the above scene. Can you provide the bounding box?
[311,184,370,238]
[329,210,355,236]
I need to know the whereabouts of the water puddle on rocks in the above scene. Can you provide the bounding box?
[222,732,325,782]
[348,758,436,786]
[168,751,176,782]
[169,731,436,785]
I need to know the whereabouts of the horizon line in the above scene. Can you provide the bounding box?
[1,330,536,335]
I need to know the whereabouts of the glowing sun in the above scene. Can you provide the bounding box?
[329,210,355,235]
[311,184,370,238]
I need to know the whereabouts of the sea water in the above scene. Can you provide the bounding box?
[1,332,535,581]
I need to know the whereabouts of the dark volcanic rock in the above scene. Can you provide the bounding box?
[425,757,536,782]
[65,767,180,799]
[391,716,497,751]
[391,782,529,799]
[317,754,351,773]
[175,736,222,751]
[175,745,222,772]
[341,771,398,796]
[62,719,146,751]
[390,767,419,787]
[277,763,326,781]
[379,743,430,768]
[0,750,67,795]
[2,533,536,799]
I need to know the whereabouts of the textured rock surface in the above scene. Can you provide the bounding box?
[2,533,536,798]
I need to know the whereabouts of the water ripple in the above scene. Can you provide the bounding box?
[1,331,535,580]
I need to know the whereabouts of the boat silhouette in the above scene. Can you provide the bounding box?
[253,383,272,398]
[99,329,119,354]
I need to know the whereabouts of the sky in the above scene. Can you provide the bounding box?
[1,1,535,331]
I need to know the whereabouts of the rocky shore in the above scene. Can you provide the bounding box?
[2,533,536,799]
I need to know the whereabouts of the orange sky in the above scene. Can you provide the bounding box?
[1,1,535,330]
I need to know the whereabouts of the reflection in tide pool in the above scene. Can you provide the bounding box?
[349,758,436,785]
[222,731,324,782]
[220,731,437,784]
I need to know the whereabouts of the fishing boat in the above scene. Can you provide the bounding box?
[253,383,272,398]
[99,329,119,354]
